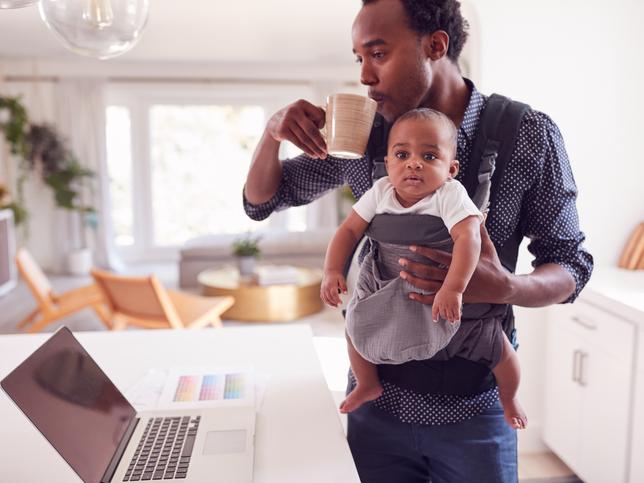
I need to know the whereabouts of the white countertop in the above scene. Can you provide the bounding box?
[581,266,644,325]
[0,325,359,483]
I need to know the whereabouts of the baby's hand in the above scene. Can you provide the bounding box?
[432,288,463,323]
[321,271,347,308]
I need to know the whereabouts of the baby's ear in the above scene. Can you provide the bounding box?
[384,156,390,171]
[449,159,460,178]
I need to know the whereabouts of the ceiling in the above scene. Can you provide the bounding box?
[0,0,361,64]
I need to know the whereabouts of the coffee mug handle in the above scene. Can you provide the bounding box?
[318,104,327,142]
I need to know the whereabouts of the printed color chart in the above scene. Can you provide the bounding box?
[173,373,245,402]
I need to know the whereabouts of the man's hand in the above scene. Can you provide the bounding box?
[267,100,327,159]
[400,224,514,305]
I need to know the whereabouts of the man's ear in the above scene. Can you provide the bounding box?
[422,30,449,61]
[449,159,460,178]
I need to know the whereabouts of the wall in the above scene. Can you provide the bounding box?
[473,0,644,453]
[476,0,644,267]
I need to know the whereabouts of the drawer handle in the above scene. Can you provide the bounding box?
[571,315,597,331]
[578,351,588,387]
[572,350,580,383]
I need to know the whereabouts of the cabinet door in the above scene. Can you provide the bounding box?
[629,346,644,483]
[543,313,583,472]
[577,345,632,483]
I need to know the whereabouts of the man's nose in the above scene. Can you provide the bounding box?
[360,61,377,86]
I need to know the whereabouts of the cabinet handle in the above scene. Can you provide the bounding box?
[572,350,580,382]
[571,315,597,330]
[578,351,588,387]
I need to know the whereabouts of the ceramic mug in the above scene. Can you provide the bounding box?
[324,93,377,159]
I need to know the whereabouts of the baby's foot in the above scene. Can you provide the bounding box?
[501,396,528,429]
[339,383,383,414]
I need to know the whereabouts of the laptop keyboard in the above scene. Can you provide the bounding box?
[124,416,200,481]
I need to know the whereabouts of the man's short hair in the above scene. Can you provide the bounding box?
[390,108,458,158]
[362,0,469,62]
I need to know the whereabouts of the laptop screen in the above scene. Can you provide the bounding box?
[1,327,136,483]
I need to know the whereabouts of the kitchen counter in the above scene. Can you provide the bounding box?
[581,266,644,325]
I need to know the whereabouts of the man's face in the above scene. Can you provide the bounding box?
[385,117,458,207]
[352,0,432,122]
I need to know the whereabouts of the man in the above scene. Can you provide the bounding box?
[244,0,593,481]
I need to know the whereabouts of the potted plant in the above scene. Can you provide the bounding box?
[25,124,97,274]
[0,96,97,274]
[0,184,28,226]
[232,234,262,276]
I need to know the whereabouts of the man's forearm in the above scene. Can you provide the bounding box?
[505,263,576,307]
[244,130,283,205]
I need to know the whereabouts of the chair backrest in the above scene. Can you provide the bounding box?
[91,268,183,328]
[15,248,54,309]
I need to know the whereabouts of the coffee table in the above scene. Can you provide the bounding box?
[198,266,324,322]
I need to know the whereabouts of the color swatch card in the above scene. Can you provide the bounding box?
[157,367,255,409]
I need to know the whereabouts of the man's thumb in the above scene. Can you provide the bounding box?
[480,224,495,254]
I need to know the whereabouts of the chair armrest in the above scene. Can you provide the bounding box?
[167,290,234,326]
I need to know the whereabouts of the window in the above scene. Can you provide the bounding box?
[149,104,268,245]
[105,84,319,261]
[105,106,134,246]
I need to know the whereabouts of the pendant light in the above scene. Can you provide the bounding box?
[38,0,150,59]
[0,0,37,8]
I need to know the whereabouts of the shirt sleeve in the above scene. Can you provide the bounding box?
[243,153,346,221]
[437,180,484,233]
[351,181,381,222]
[520,113,594,303]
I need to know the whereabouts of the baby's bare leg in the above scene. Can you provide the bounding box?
[341,331,383,413]
[491,333,528,429]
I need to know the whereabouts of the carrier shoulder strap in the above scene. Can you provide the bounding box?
[367,113,391,182]
[465,94,530,344]
[464,94,530,217]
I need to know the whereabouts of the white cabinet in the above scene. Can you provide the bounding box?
[630,347,644,482]
[543,304,583,464]
[543,299,635,483]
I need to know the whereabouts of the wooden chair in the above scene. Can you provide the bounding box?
[91,268,235,330]
[15,248,112,333]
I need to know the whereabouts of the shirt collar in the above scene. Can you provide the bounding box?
[459,78,486,143]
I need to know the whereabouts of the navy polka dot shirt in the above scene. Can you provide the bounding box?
[244,80,593,425]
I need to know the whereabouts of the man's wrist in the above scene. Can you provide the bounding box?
[500,271,519,305]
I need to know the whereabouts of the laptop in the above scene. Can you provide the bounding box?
[0,327,255,483]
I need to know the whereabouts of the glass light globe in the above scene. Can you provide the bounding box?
[39,0,149,60]
[0,0,37,8]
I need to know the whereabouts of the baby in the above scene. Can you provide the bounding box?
[321,108,527,429]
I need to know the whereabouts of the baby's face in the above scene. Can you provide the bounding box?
[385,117,458,207]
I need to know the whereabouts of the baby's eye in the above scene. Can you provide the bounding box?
[395,151,409,160]
[423,153,437,161]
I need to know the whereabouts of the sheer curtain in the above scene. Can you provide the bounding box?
[55,79,122,270]
[0,76,60,270]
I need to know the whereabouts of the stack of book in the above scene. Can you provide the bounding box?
[256,265,300,285]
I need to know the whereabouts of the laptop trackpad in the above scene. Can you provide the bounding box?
[203,430,247,455]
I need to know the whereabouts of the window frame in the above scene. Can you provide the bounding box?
[105,82,315,262]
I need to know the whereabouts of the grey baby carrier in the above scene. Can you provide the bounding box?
[346,94,529,366]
